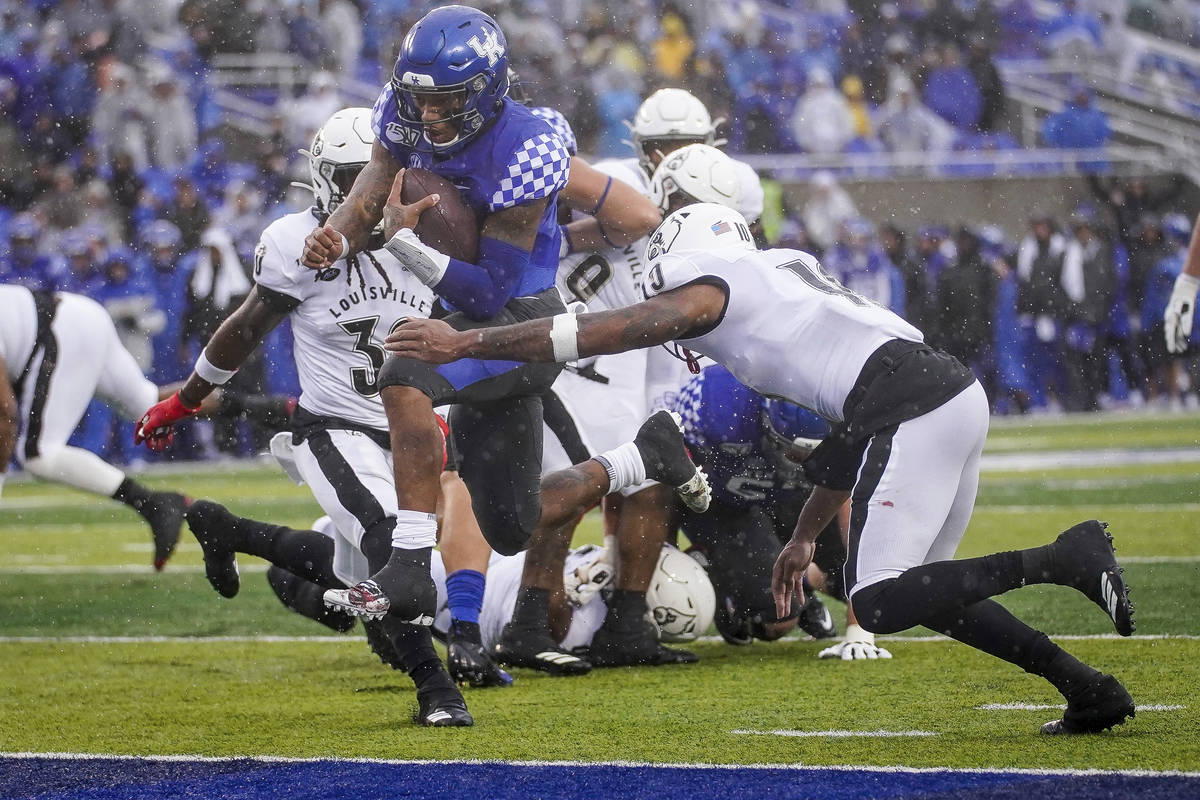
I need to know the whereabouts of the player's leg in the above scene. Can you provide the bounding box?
[18,295,187,568]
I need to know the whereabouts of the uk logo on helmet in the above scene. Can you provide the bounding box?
[468,29,504,66]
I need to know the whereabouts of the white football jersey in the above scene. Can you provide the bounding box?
[556,158,651,313]
[254,210,436,430]
[0,285,38,378]
[642,246,924,422]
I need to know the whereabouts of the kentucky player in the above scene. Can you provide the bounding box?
[386,202,1139,735]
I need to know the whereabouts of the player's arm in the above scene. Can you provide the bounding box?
[770,486,853,619]
[0,353,17,497]
[303,141,402,268]
[559,156,661,253]
[383,283,727,363]
[1165,213,1200,354]
[135,290,287,448]
[380,169,550,320]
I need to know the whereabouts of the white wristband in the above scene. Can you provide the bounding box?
[1172,272,1200,301]
[549,313,580,362]
[336,232,350,260]
[384,228,450,287]
[195,350,238,385]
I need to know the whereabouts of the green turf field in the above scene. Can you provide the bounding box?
[1,411,1198,771]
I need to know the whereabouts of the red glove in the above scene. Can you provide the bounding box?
[135,392,201,451]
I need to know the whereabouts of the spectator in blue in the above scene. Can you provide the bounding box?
[880,223,927,326]
[823,217,907,317]
[96,245,164,372]
[1042,0,1105,55]
[922,44,982,131]
[61,228,105,297]
[41,31,94,147]
[795,27,840,86]
[1016,212,1070,411]
[140,219,194,386]
[995,0,1042,58]
[0,213,66,291]
[1041,80,1111,150]
[1141,213,1197,408]
[981,226,1034,413]
[591,67,642,158]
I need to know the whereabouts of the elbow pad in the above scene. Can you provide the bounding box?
[435,236,530,320]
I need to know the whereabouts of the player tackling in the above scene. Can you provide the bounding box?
[385,202,1138,735]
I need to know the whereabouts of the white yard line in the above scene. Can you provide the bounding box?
[1,751,1198,778]
[975,703,1185,712]
[731,729,939,738]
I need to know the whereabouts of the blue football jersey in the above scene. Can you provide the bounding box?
[372,87,569,299]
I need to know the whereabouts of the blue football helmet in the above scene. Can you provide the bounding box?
[390,5,509,153]
[761,398,829,467]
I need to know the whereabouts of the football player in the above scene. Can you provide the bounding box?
[292,6,709,692]
[385,202,1139,735]
[672,364,892,661]
[1163,212,1200,354]
[133,107,503,725]
[495,143,745,673]
[0,284,221,567]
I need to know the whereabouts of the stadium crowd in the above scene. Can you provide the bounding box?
[1,0,1198,466]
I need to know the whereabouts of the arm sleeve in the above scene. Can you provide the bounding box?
[433,236,530,321]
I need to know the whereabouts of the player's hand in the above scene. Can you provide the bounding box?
[302,224,348,269]
[134,392,200,450]
[1165,273,1199,354]
[381,168,441,241]
[771,536,815,619]
[384,318,465,363]
[818,624,893,661]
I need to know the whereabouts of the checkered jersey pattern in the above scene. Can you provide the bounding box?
[670,370,707,448]
[489,133,570,211]
[530,106,578,155]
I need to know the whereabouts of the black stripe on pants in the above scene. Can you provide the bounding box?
[843,425,897,593]
[305,429,394,559]
[22,333,59,461]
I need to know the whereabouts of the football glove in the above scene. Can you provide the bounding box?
[563,544,614,607]
[134,391,201,450]
[1164,272,1199,354]
[818,623,893,661]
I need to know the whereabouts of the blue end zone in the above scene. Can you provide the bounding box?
[2,757,1198,800]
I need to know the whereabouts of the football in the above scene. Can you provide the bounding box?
[400,167,479,263]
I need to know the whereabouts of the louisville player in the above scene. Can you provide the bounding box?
[384,202,1138,735]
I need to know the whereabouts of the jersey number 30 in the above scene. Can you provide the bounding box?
[339,315,403,397]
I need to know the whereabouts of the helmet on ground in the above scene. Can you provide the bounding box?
[631,88,720,175]
[762,399,829,465]
[390,5,509,153]
[300,107,374,217]
[645,202,755,262]
[648,143,741,214]
[646,546,716,642]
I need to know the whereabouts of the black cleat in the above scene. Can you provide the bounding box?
[143,491,188,571]
[715,596,754,646]
[1052,520,1136,636]
[184,500,241,598]
[362,619,405,671]
[415,685,474,727]
[448,621,512,688]
[634,410,711,512]
[589,622,699,667]
[1041,673,1136,735]
[493,623,592,675]
[266,566,357,633]
[797,593,838,640]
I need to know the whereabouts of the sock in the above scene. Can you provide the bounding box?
[594,442,646,494]
[1020,542,1060,585]
[112,477,155,515]
[392,509,437,549]
[603,588,647,633]
[446,569,485,625]
[372,546,433,600]
[510,586,550,630]
[382,618,453,692]
[265,529,339,586]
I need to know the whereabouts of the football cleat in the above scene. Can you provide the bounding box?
[415,685,474,727]
[449,639,514,688]
[714,596,754,646]
[362,619,405,671]
[266,566,357,633]
[144,491,188,570]
[588,621,699,667]
[1052,520,1135,636]
[493,623,592,676]
[184,500,241,598]
[323,580,393,621]
[635,410,711,513]
[1040,673,1135,735]
[797,593,839,640]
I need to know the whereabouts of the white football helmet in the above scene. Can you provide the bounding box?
[648,143,742,214]
[630,88,723,175]
[300,107,374,216]
[644,202,756,262]
[646,546,716,643]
